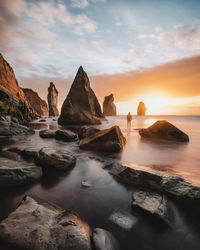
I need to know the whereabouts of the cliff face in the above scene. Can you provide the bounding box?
[22,88,48,116]
[0,54,37,122]
[47,82,59,117]
[58,66,104,125]
[137,101,147,116]
[103,94,117,116]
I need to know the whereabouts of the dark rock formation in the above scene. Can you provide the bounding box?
[139,120,189,142]
[93,228,119,250]
[0,120,34,136]
[61,126,100,139]
[0,195,92,250]
[0,158,42,188]
[79,126,126,152]
[47,82,59,116]
[0,54,37,122]
[132,189,174,227]
[137,101,147,116]
[55,129,78,142]
[22,88,48,116]
[58,66,104,125]
[103,94,117,116]
[35,147,76,172]
[39,129,55,138]
[106,163,200,200]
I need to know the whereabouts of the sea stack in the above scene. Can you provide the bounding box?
[137,101,147,116]
[47,82,59,117]
[22,88,48,116]
[103,93,117,116]
[58,66,104,125]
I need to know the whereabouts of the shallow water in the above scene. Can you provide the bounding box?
[0,115,200,250]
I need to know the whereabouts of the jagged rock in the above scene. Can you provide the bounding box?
[107,163,200,200]
[103,94,117,116]
[0,158,42,188]
[58,66,104,125]
[137,101,146,116]
[132,189,174,227]
[47,82,59,116]
[139,120,189,142]
[0,53,37,122]
[93,228,119,250]
[22,88,48,116]
[35,147,76,172]
[55,129,78,142]
[0,195,92,250]
[39,129,55,138]
[79,126,126,152]
[0,120,34,136]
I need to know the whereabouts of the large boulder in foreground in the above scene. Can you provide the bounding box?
[139,120,189,142]
[103,93,117,116]
[0,120,34,136]
[0,158,42,188]
[106,163,200,200]
[58,66,104,125]
[132,189,174,227]
[35,147,76,172]
[79,126,126,152]
[47,82,59,117]
[0,195,91,250]
[137,101,146,116]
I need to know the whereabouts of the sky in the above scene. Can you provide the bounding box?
[0,0,200,114]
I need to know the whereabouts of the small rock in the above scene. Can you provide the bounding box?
[39,129,55,138]
[55,129,78,142]
[81,180,93,188]
[93,228,119,250]
[39,119,46,122]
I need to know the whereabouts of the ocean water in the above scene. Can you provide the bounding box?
[0,115,200,250]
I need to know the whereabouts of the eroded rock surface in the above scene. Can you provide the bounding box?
[103,94,117,116]
[47,82,59,117]
[0,121,34,136]
[137,101,146,116]
[0,195,91,250]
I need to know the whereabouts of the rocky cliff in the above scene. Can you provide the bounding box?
[47,82,59,117]
[137,101,147,116]
[58,66,104,125]
[22,88,48,116]
[0,53,37,122]
[103,93,117,116]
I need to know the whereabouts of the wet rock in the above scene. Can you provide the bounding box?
[22,88,48,116]
[137,101,146,116]
[93,228,119,250]
[55,129,78,142]
[107,163,200,200]
[0,195,92,250]
[28,122,48,130]
[39,129,55,138]
[81,180,93,188]
[58,66,104,125]
[47,82,59,117]
[0,158,42,188]
[35,147,76,172]
[0,150,22,161]
[139,120,189,142]
[39,119,46,122]
[79,126,126,153]
[62,126,100,139]
[103,94,117,116]
[9,146,41,162]
[0,120,34,136]
[132,189,174,227]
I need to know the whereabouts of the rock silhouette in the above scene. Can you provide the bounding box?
[137,101,147,116]
[22,88,48,116]
[103,93,117,116]
[58,66,104,125]
[47,82,59,117]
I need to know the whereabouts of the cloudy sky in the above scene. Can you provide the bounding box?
[1,0,200,114]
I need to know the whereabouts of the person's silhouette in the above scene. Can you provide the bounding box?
[127,112,132,130]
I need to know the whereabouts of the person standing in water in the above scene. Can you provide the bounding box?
[127,112,132,130]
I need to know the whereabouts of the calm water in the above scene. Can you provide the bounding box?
[0,115,200,250]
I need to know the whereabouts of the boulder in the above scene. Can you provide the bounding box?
[92,228,119,250]
[58,66,104,125]
[137,101,146,116]
[0,120,34,136]
[132,189,174,227]
[35,147,76,172]
[9,146,40,162]
[79,126,126,152]
[55,129,78,142]
[47,82,59,116]
[22,88,48,116]
[139,120,189,142]
[0,158,42,188]
[62,126,100,139]
[39,129,55,138]
[107,163,200,200]
[0,195,91,250]
[103,94,117,116]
